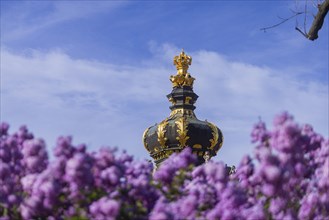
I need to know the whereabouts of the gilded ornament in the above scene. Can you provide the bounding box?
[170,73,195,88]
[173,49,192,74]
[182,73,195,87]
[142,127,150,151]
[185,96,192,104]
[169,108,196,118]
[208,122,219,150]
[216,130,224,152]
[143,50,224,167]
[175,117,189,147]
[168,97,176,105]
[170,50,195,88]
[157,119,169,148]
[193,144,202,149]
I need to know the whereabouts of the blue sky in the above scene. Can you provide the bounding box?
[1,1,328,166]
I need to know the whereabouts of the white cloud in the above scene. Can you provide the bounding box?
[1,45,328,165]
[189,50,328,165]
[1,2,127,41]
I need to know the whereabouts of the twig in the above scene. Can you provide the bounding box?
[304,0,308,33]
[260,12,304,32]
[295,27,309,38]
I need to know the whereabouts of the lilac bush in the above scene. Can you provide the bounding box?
[0,112,328,220]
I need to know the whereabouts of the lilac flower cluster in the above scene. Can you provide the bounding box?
[1,112,328,220]
[1,126,157,220]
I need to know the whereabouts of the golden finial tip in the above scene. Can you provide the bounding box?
[173,50,192,71]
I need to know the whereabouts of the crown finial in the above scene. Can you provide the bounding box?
[170,50,195,88]
[143,49,224,168]
[173,49,192,74]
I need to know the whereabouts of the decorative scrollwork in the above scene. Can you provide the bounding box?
[157,119,169,148]
[207,122,219,150]
[169,108,196,118]
[175,117,189,147]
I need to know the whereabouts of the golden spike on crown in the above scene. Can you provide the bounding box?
[173,49,192,74]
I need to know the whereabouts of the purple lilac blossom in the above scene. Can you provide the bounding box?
[0,111,328,219]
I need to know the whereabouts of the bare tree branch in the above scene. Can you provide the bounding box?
[261,0,329,41]
[260,12,304,32]
[307,0,329,40]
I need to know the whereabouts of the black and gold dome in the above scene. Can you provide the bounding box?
[143,50,223,167]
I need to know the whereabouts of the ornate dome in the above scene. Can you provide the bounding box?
[143,50,223,167]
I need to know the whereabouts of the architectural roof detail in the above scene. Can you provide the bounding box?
[143,50,223,167]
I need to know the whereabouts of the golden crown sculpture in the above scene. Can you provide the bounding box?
[170,50,195,88]
[143,50,223,167]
